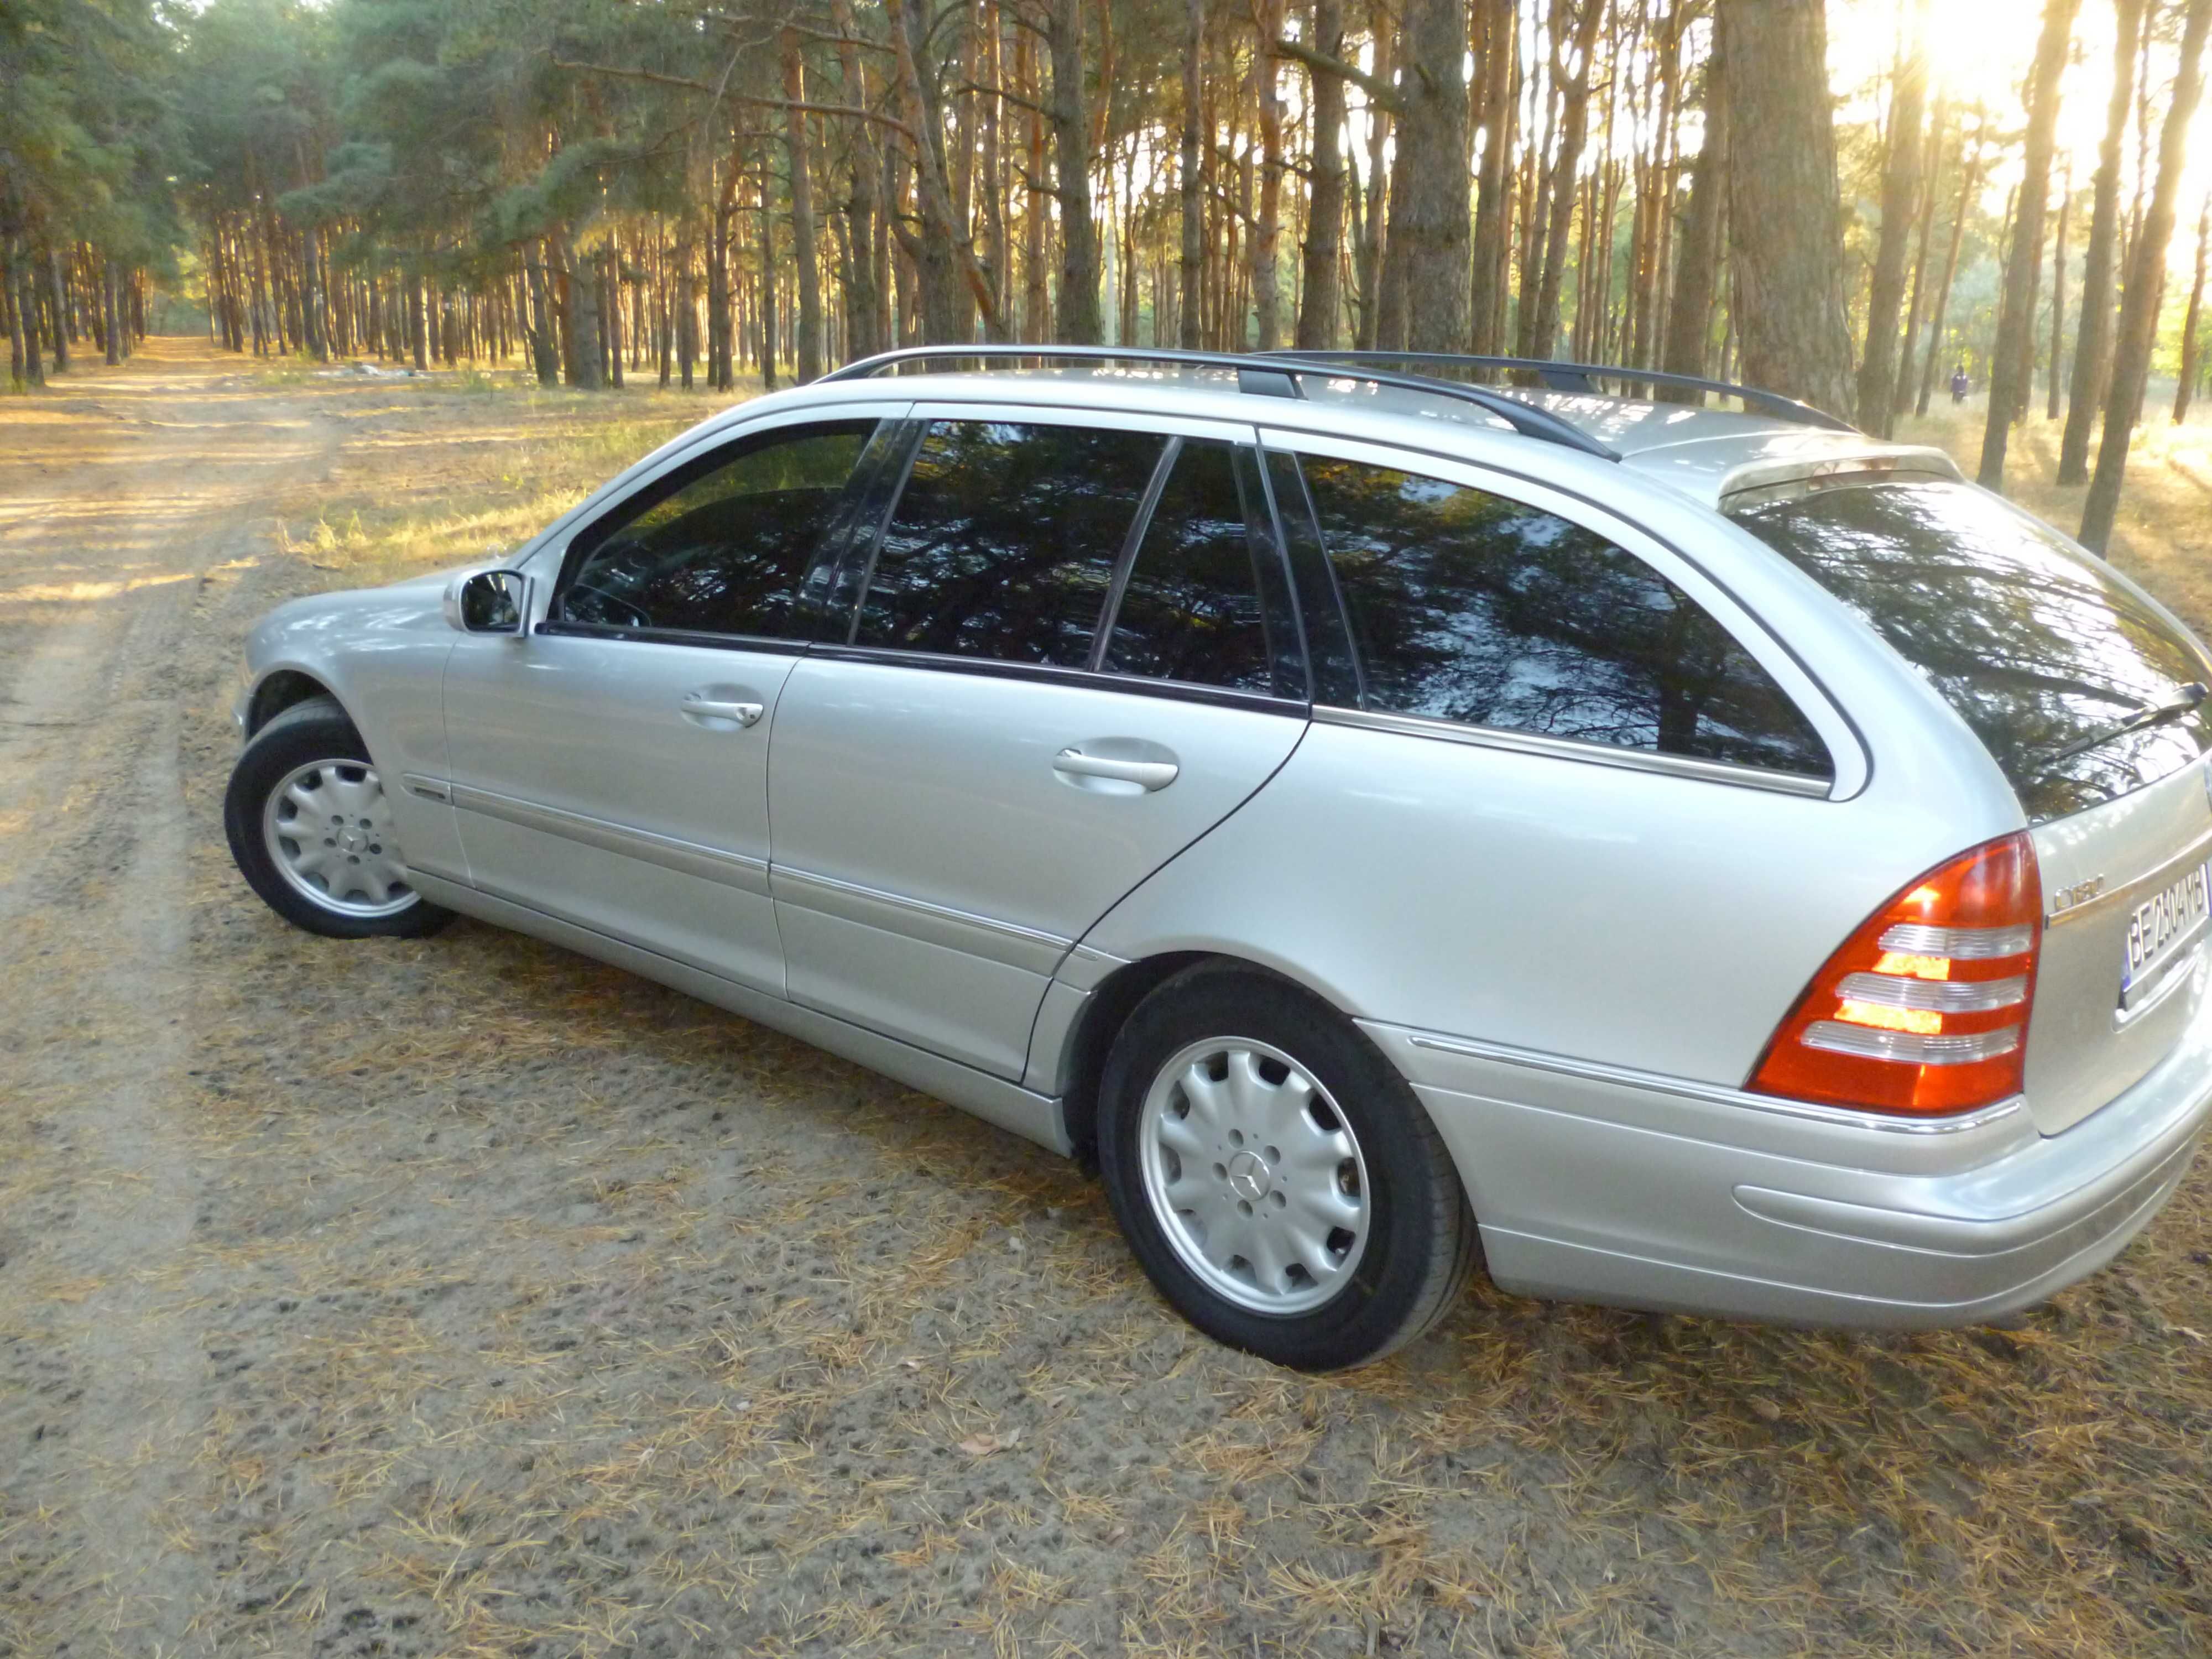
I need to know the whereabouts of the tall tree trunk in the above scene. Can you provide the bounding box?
[1916,109,1985,416]
[408,269,428,372]
[784,31,825,383]
[2175,192,2211,422]
[102,260,121,367]
[1178,0,1205,347]
[1978,0,2077,485]
[834,5,886,363]
[564,234,603,390]
[1294,0,1347,349]
[1530,0,1605,361]
[758,176,780,391]
[2059,0,2144,482]
[2048,166,2071,420]
[1390,0,1470,352]
[1661,19,1728,394]
[1046,0,1103,343]
[1468,0,1515,356]
[1892,96,1946,424]
[1719,0,1855,417]
[1250,0,1287,349]
[2083,0,2212,550]
[45,250,70,372]
[1856,0,1929,437]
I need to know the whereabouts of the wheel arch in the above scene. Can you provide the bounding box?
[1057,950,1365,1169]
[246,667,344,737]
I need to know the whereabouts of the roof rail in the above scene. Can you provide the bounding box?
[819,343,1621,461]
[1260,350,1860,434]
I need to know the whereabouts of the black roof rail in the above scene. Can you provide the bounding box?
[1259,349,1860,434]
[818,343,1621,461]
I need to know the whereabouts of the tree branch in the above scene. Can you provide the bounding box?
[1270,36,1403,114]
[550,59,919,142]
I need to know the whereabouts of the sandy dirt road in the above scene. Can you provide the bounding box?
[1,340,2208,1658]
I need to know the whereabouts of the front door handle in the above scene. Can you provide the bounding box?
[683,696,764,728]
[1054,748,1179,790]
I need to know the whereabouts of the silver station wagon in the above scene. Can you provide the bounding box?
[226,347,2212,1370]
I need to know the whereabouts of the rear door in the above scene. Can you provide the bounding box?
[767,404,1310,1078]
[1732,479,2212,1132]
[441,408,905,995]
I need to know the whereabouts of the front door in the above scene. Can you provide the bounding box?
[441,411,900,995]
[769,407,1312,1077]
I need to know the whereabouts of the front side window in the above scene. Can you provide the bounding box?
[854,419,1164,665]
[1296,454,1832,778]
[1102,438,1301,696]
[557,420,875,638]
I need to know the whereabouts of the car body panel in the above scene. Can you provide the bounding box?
[768,653,1307,1077]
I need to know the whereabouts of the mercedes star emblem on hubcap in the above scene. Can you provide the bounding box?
[1225,1149,1271,1202]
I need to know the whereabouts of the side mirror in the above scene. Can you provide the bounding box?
[448,570,530,634]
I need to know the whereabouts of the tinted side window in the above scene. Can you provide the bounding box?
[855,420,1164,665]
[1300,456,1832,778]
[559,421,874,638]
[1103,439,1296,695]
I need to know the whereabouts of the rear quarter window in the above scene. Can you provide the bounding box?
[1730,481,2212,821]
[1295,455,1833,779]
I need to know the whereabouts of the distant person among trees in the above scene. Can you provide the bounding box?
[1952,365,1971,404]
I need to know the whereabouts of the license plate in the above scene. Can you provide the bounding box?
[2122,861,2211,1002]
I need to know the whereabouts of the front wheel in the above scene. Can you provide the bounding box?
[1097,966,1477,1370]
[223,696,455,939]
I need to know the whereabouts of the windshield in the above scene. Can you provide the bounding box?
[1730,480,2212,821]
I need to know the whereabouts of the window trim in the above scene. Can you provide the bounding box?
[1255,427,1866,800]
[540,401,911,644]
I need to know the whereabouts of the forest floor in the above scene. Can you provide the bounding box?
[1,336,2209,1659]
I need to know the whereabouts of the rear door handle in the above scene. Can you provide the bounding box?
[1054,748,1179,790]
[683,697,764,727]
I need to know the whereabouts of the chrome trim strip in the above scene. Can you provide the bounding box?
[1055,943,1129,993]
[2044,825,2212,928]
[2119,932,2206,1019]
[1837,972,2028,1013]
[1401,1029,2028,1136]
[771,865,1071,977]
[401,773,452,804]
[448,784,770,896]
[1312,705,1833,797]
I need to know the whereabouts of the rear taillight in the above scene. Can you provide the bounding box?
[1749,833,2040,1115]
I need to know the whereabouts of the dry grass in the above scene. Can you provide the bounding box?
[1,342,2209,1657]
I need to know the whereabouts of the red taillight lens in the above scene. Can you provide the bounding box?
[1749,833,2040,1115]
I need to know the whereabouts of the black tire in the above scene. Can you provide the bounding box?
[223,696,455,940]
[1096,964,1477,1371]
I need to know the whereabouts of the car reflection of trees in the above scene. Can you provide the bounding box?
[1738,483,2212,818]
[1306,460,1830,775]
[860,421,1165,666]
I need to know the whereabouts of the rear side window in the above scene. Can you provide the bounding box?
[558,420,874,638]
[1296,455,1832,778]
[855,420,1164,665]
[1733,480,2212,820]
[1102,438,1301,696]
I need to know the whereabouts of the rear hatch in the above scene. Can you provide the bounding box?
[1733,477,2212,1134]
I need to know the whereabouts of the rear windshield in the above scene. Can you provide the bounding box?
[1730,481,2212,821]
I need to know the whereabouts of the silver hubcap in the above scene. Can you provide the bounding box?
[1137,1037,1371,1316]
[261,759,418,919]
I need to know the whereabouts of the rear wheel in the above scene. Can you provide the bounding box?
[1097,965,1476,1370]
[223,697,453,939]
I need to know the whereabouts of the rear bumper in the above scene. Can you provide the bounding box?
[1365,998,2212,1328]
